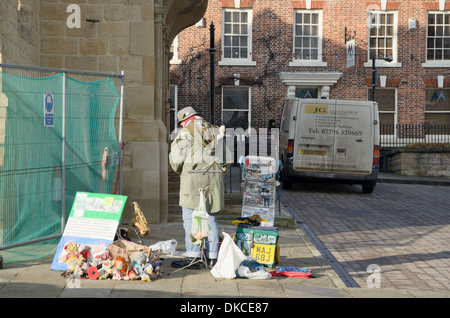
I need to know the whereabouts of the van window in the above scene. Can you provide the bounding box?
[280,101,293,132]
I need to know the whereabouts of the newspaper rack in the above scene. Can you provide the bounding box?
[240,156,279,226]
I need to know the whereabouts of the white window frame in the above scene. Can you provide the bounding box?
[221,85,251,129]
[374,88,398,135]
[219,8,256,66]
[423,11,450,67]
[170,36,181,65]
[289,9,327,67]
[364,10,402,68]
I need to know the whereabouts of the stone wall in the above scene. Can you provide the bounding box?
[0,0,40,65]
[1,0,41,176]
[385,148,450,178]
[38,0,169,223]
[1,0,208,224]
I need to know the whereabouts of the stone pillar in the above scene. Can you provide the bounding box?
[287,85,296,97]
[321,86,330,99]
[121,4,169,224]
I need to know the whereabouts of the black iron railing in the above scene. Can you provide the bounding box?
[380,124,450,148]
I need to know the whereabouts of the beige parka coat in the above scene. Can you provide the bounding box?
[169,118,230,213]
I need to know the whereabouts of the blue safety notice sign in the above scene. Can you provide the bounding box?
[44,93,54,127]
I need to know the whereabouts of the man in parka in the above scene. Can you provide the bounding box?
[169,106,230,269]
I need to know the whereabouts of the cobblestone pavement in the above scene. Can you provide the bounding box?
[280,181,450,293]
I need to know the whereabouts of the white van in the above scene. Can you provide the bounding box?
[279,98,380,193]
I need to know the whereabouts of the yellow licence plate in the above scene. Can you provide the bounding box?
[300,149,327,156]
[252,243,275,264]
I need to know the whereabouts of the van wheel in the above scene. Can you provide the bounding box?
[281,174,293,190]
[362,182,375,194]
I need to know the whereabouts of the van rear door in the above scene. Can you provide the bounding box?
[293,100,336,172]
[293,99,376,175]
[332,100,374,175]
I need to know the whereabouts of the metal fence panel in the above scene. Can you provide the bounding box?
[0,64,123,263]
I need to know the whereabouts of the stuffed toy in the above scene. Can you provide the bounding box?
[98,259,114,279]
[131,262,144,278]
[143,263,153,279]
[140,272,151,282]
[113,256,128,275]
[130,252,147,265]
[62,242,85,264]
[64,242,78,254]
[79,246,91,260]
[61,257,87,279]
[80,261,90,279]
[152,260,163,278]
[130,261,152,282]
[126,269,139,280]
[96,249,111,261]
[141,264,152,282]
[131,251,156,281]
[66,257,79,272]
[73,260,89,279]
[89,258,102,269]
[112,256,128,280]
[88,266,100,280]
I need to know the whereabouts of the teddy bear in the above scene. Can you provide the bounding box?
[79,245,91,260]
[130,252,147,265]
[130,252,150,281]
[130,252,156,282]
[61,257,87,279]
[73,259,90,279]
[89,258,102,269]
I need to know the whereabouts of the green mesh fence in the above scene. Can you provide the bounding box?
[0,71,120,264]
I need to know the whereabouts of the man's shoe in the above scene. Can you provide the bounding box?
[207,258,217,269]
[171,258,201,269]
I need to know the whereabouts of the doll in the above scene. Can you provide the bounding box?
[112,256,128,280]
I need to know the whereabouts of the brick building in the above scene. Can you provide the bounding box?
[170,0,450,138]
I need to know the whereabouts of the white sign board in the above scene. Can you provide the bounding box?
[51,192,127,271]
[346,40,355,68]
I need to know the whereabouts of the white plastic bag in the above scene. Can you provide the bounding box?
[235,259,271,279]
[149,239,178,255]
[210,232,248,279]
[189,189,210,247]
